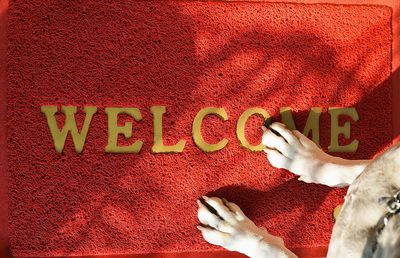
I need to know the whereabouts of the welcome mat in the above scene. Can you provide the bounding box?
[7,1,394,257]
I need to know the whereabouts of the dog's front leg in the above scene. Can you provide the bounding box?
[197,196,297,258]
[262,122,370,187]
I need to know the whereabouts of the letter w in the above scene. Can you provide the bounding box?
[41,106,97,153]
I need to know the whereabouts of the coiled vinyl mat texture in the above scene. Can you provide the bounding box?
[7,1,394,256]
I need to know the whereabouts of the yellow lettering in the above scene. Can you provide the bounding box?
[192,107,228,152]
[280,107,322,146]
[150,106,186,153]
[328,107,359,153]
[105,107,143,153]
[237,108,270,151]
[41,105,97,153]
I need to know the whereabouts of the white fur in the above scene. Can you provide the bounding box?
[197,196,296,258]
[197,122,400,258]
[328,144,400,258]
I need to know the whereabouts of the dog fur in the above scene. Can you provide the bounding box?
[328,144,400,258]
[197,123,400,257]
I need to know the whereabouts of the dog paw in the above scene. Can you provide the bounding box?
[197,196,293,258]
[262,122,342,187]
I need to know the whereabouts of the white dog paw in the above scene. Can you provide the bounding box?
[262,122,343,187]
[197,196,294,258]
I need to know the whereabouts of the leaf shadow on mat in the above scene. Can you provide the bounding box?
[6,1,398,257]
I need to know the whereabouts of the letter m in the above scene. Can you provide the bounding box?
[41,106,97,153]
[280,107,322,146]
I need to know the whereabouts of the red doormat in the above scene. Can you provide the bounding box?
[7,1,394,257]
